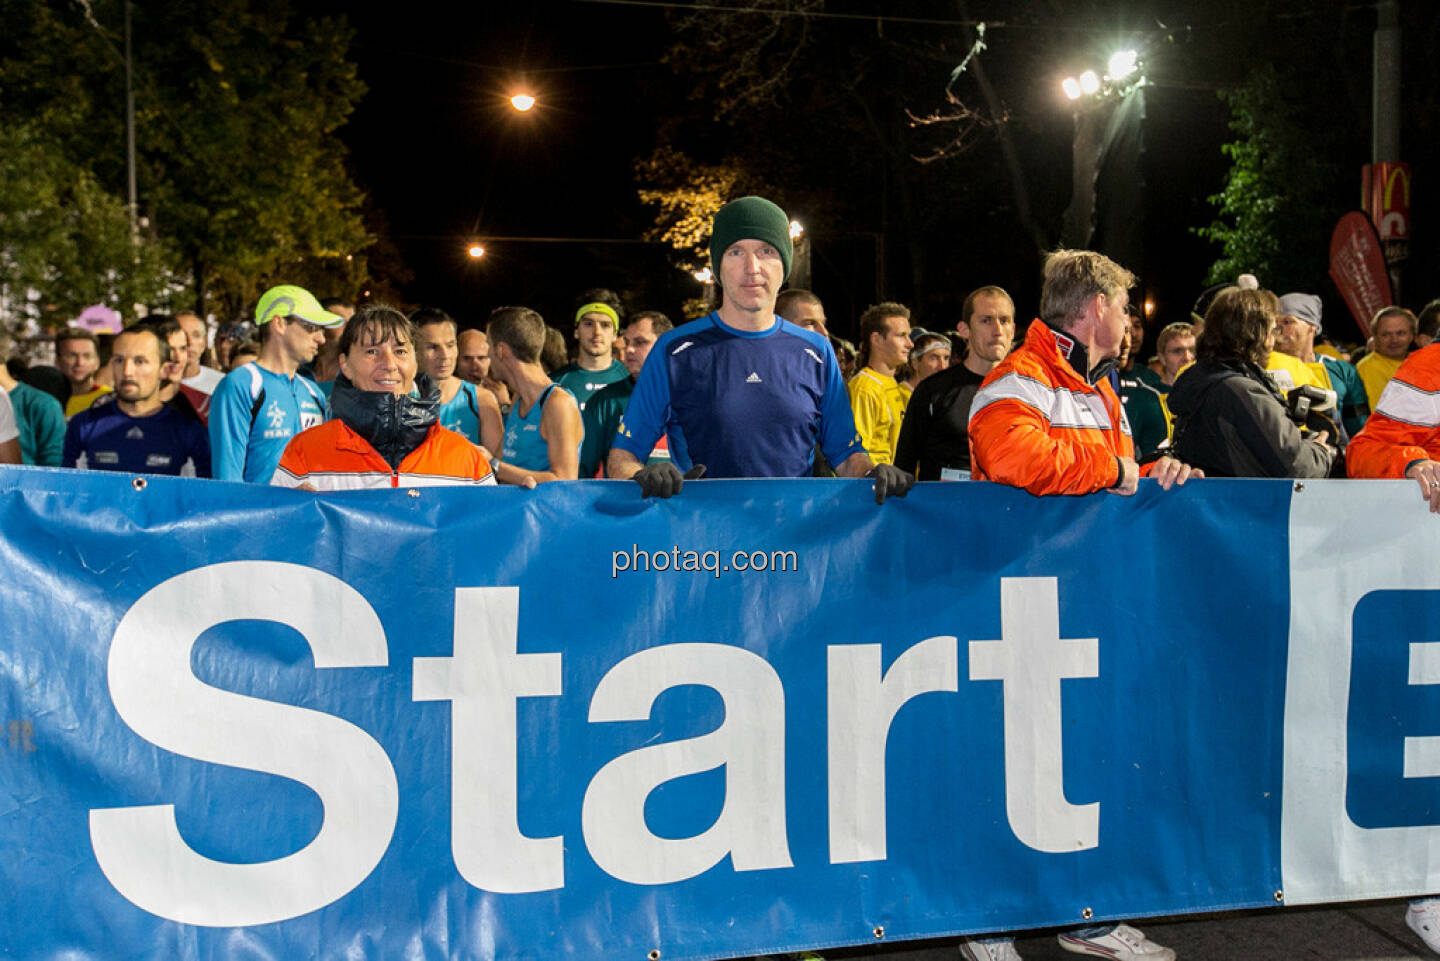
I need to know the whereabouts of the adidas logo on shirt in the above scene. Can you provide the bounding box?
[125,427,144,440]
[745,372,763,384]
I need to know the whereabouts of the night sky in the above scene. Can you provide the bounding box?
[300,0,1422,345]
[308,0,680,326]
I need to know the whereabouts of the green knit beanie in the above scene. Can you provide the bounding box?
[708,196,793,282]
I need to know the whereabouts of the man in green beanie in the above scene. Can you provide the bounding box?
[606,195,914,502]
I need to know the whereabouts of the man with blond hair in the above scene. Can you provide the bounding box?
[970,250,1199,498]
[965,253,1196,956]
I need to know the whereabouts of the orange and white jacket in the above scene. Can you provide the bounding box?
[272,420,496,490]
[968,319,1137,495]
[1347,344,1440,478]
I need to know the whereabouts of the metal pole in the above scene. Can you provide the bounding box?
[124,0,138,245]
[1373,0,1402,299]
[1372,0,1400,163]
[1061,107,1100,250]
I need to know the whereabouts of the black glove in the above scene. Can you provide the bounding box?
[866,463,915,504]
[632,462,706,499]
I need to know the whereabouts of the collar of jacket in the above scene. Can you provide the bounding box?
[1041,320,1117,387]
[329,373,441,470]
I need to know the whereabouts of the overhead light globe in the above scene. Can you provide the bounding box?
[1079,70,1101,95]
[1108,50,1139,82]
[1062,77,1083,100]
[509,93,536,112]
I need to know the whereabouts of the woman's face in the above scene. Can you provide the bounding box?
[341,332,417,396]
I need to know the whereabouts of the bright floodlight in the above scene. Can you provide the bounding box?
[1079,71,1101,95]
[1108,50,1139,81]
[468,245,486,259]
[1062,77,1083,100]
[789,219,804,240]
[509,93,536,112]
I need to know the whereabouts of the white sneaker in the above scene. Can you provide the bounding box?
[1408,900,1440,954]
[958,938,1023,961]
[1057,924,1175,961]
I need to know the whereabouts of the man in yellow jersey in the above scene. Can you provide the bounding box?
[847,302,913,464]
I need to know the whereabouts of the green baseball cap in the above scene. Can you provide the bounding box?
[255,285,345,328]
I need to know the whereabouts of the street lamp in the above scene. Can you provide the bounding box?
[1058,48,1148,254]
[788,219,813,288]
[1061,51,1144,104]
[509,93,536,112]
[468,244,486,259]
[1108,50,1139,82]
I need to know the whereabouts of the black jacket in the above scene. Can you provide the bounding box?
[893,362,986,479]
[1168,359,1336,478]
[329,373,441,470]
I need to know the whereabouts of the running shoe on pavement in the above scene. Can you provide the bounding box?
[1407,900,1440,955]
[958,937,1023,960]
[1057,924,1175,961]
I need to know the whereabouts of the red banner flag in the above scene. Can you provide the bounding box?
[1328,211,1392,339]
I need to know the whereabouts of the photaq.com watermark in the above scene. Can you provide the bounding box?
[611,545,799,579]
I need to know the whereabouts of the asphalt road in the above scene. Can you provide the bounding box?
[813,899,1436,961]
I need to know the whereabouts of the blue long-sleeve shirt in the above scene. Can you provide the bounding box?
[613,312,864,477]
[208,362,327,483]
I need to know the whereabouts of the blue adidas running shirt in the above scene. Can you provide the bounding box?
[613,312,864,478]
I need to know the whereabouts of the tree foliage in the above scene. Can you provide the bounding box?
[635,146,746,274]
[0,0,374,334]
[0,123,177,328]
[1194,64,1347,291]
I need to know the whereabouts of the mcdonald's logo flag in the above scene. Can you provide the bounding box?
[1363,162,1412,241]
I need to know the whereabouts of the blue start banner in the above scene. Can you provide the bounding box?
[0,468,1435,961]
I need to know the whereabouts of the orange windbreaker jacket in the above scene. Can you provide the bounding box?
[272,420,496,490]
[968,319,1137,495]
[1347,344,1440,478]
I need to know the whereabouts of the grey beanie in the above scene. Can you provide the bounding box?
[1278,293,1323,329]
